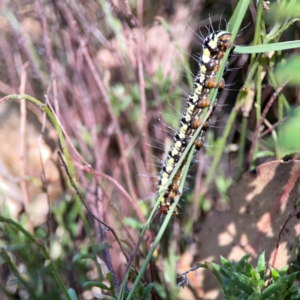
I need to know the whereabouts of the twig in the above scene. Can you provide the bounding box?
[58,1,138,202]
[110,204,143,255]
[135,0,152,195]
[79,164,146,225]
[38,95,51,238]
[247,81,288,166]
[177,262,205,289]
[123,0,137,27]
[0,34,19,91]
[88,185,121,289]
[193,155,205,221]
[8,10,48,86]
[57,151,129,262]
[35,0,59,115]
[270,206,300,269]
[46,96,91,166]
[19,62,33,232]
[260,116,288,138]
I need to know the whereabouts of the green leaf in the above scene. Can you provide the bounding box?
[235,40,300,54]
[141,283,154,300]
[275,55,300,86]
[83,281,109,290]
[205,262,230,298]
[256,252,266,280]
[220,269,254,295]
[262,273,297,299]
[277,109,300,154]
[247,292,261,300]
[68,288,79,300]
[72,253,95,262]
[138,284,144,297]
[236,255,250,271]
[228,0,251,35]
[283,285,300,298]
[220,256,230,267]
[254,150,276,159]
[262,281,278,299]
[270,2,300,19]
[123,218,143,230]
[245,261,255,278]
[270,267,280,281]
[285,272,298,289]
[236,293,248,300]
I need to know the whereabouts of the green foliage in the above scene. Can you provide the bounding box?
[263,108,300,158]
[215,174,232,204]
[203,253,299,300]
[277,109,300,156]
[276,55,300,86]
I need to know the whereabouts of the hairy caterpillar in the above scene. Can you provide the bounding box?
[156,30,235,215]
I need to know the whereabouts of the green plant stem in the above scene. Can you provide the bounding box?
[119,55,232,295]
[251,63,263,169]
[205,1,300,180]
[120,3,251,297]
[205,262,232,299]
[4,10,48,85]
[0,216,71,300]
[250,0,264,66]
[236,116,248,181]
[205,0,254,184]
[236,0,264,177]
[205,87,245,185]
[0,248,38,300]
[118,105,212,297]
[125,145,195,300]
[268,68,290,112]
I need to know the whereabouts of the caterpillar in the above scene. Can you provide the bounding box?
[156,30,235,215]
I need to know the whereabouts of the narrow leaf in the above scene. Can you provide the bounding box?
[256,251,266,280]
[235,41,300,54]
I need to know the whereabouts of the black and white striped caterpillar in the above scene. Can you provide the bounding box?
[156,30,235,215]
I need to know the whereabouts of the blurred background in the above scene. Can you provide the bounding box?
[0,0,300,299]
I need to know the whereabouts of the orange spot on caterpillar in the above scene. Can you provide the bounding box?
[219,34,232,50]
[170,184,180,195]
[217,52,224,59]
[155,30,235,218]
[214,64,220,72]
[198,98,210,108]
[202,120,210,130]
[191,118,201,129]
[194,138,204,150]
[159,205,170,215]
[205,78,218,88]
[159,203,178,215]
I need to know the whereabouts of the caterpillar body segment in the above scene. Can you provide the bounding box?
[156,30,235,215]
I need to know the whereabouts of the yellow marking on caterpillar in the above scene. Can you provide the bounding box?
[174,141,182,151]
[171,148,179,157]
[202,48,211,63]
[208,39,218,49]
[187,103,195,114]
[194,84,203,95]
[200,65,207,73]
[156,30,235,215]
